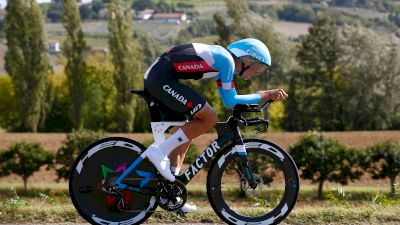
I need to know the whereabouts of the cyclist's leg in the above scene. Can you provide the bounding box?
[168,126,191,171]
[155,102,216,161]
[144,64,216,181]
[180,102,217,140]
[166,102,217,169]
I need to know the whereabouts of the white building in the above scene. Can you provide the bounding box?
[151,13,187,24]
[136,9,155,20]
[78,0,92,5]
[48,40,61,54]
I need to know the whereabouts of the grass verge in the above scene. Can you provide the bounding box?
[0,199,399,224]
[1,183,399,224]
[0,183,393,201]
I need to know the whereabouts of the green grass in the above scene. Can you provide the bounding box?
[1,182,399,224]
[0,182,394,201]
[0,198,399,224]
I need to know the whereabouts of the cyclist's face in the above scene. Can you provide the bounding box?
[236,56,269,80]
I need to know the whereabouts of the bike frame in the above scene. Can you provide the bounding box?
[114,117,257,192]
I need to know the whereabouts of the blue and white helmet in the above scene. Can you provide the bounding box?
[227,38,271,66]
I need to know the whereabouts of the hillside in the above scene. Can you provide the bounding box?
[0,0,399,72]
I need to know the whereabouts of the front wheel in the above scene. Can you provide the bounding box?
[207,139,299,225]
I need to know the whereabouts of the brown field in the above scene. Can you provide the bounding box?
[0,131,399,185]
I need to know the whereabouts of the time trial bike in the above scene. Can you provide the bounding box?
[69,89,299,225]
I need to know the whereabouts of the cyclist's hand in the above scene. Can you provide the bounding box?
[259,89,288,101]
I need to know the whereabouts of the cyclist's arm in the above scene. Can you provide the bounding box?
[218,88,261,108]
[210,45,261,108]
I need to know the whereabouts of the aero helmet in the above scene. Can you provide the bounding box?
[227,38,271,76]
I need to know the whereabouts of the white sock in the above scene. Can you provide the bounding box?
[170,166,181,176]
[158,128,189,156]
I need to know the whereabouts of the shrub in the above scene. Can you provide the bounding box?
[362,140,400,197]
[289,132,363,199]
[55,129,105,181]
[0,142,53,193]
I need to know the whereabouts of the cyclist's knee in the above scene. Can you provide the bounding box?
[195,103,217,128]
[208,109,218,128]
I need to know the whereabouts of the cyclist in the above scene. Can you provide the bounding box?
[143,38,288,213]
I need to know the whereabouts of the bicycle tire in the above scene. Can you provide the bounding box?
[207,138,299,225]
[69,137,158,225]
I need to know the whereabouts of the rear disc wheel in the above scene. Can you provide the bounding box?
[69,137,158,225]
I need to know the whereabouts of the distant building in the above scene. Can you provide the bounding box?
[48,40,61,54]
[136,9,155,20]
[151,13,187,24]
[77,0,92,5]
[90,47,109,55]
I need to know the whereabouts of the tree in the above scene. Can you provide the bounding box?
[0,142,53,193]
[62,0,88,130]
[225,0,249,30]
[132,0,156,11]
[43,74,72,132]
[46,0,63,22]
[79,4,93,21]
[4,0,50,132]
[339,26,400,130]
[82,55,115,130]
[362,140,400,197]
[92,0,105,15]
[285,17,344,131]
[135,31,162,68]
[108,0,142,132]
[0,76,18,130]
[55,129,105,180]
[213,13,232,47]
[289,133,363,199]
[156,0,175,13]
[277,4,316,23]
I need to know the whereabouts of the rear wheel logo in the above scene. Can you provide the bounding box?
[79,186,94,193]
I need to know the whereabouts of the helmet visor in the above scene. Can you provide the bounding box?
[241,56,270,75]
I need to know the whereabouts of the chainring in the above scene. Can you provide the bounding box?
[156,179,187,211]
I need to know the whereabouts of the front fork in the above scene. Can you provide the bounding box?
[235,144,258,189]
[229,122,258,189]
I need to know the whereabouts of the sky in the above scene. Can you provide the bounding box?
[0,0,93,9]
